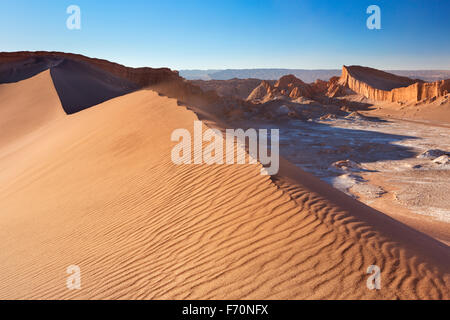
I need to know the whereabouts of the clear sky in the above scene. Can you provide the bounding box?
[0,0,449,70]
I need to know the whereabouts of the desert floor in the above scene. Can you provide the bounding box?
[233,113,450,245]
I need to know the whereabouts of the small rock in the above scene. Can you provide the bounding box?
[417,149,449,159]
[331,160,362,171]
[276,105,290,116]
[320,113,337,120]
[345,111,366,120]
[433,155,450,165]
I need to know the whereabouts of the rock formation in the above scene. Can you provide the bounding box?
[339,65,450,102]
[246,80,273,102]
[244,66,450,105]
[274,74,314,99]
[246,74,315,102]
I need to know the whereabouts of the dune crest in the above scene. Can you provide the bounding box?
[0,70,64,151]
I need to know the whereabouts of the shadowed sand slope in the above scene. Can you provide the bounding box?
[0,52,179,114]
[0,56,61,83]
[0,78,448,299]
[49,59,138,114]
[0,56,137,114]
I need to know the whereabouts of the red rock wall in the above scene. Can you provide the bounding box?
[0,51,182,87]
[340,66,449,102]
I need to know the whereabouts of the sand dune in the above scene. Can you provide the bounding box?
[0,55,138,114]
[0,71,448,299]
[0,52,185,114]
[0,70,64,151]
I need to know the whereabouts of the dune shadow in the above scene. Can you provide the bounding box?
[50,59,139,114]
[0,56,140,115]
[0,57,61,83]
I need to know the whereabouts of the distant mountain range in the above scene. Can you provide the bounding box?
[179,69,450,83]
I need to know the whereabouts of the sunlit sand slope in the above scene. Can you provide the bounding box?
[0,70,64,149]
[0,74,448,299]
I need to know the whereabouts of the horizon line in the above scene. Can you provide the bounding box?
[1,51,449,72]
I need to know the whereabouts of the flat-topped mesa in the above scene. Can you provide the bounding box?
[340,65,450,102]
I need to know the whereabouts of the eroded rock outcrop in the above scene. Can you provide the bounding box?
[275,74,314,99]
[340,65,450,102]
[246,75,315,102]
[327,76,350,97]
[246,80,273,102]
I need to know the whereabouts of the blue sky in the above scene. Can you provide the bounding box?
[0,0,449,70]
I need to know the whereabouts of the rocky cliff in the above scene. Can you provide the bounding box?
[340,65,450,102]
[0,51,181,86]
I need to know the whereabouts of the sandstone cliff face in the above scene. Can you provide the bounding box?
[340,65,450,102]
